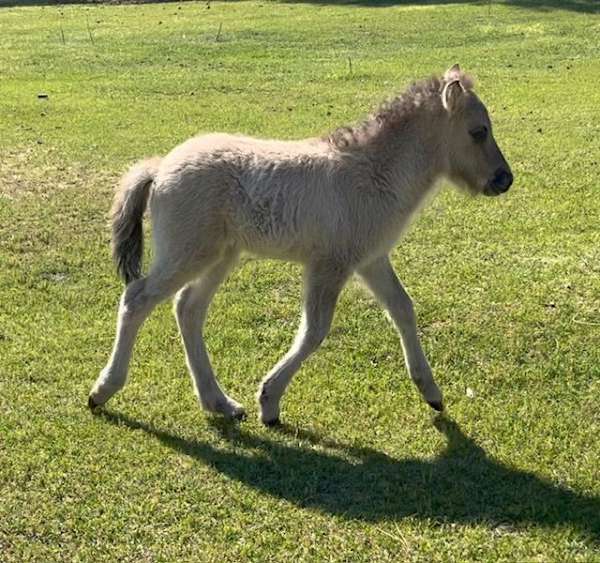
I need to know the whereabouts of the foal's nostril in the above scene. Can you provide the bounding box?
[493,169,513,192]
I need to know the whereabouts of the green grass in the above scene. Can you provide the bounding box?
[1,1,599,560]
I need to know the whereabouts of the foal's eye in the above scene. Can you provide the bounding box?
[470,126,488,143]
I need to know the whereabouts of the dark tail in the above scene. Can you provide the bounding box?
[111,157,161,284]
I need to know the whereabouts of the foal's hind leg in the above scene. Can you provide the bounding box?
[174,249,245,420]
[357,256,443,411]
[257,261,349,425]
[89,271,187,408]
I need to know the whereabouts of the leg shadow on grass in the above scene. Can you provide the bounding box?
[100,411,599,543]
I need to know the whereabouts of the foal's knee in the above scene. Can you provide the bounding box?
[173,285,204,332]
[174,287,193,324]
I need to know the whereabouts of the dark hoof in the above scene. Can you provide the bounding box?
[427,399,444,412]
[263,417,280,427]
[88,395,102,412]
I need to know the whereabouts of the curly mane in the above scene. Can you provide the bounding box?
[326,71,474,150]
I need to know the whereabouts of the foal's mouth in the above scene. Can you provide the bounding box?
[483,184,507,197]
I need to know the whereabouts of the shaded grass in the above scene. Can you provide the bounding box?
[1,1,599,561]
[99,412,600,534]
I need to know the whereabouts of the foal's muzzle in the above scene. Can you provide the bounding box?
[484,168,513,197]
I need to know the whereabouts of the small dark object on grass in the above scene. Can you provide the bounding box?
[37,93,48,99]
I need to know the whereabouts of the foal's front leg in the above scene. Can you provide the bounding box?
[257,262,349,425]
[357,256,443,411]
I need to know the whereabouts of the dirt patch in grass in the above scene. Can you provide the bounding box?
[0,146,117,201]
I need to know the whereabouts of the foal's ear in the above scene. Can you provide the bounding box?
[442,79,465,112]
[444,63,461,81]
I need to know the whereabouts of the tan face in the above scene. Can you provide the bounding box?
[444,80,513,197]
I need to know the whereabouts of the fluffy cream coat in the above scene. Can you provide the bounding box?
[89,65,513,425]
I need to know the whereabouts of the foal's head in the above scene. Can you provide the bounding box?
[442,65,513,196]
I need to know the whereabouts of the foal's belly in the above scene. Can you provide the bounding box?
[236,231,316,265]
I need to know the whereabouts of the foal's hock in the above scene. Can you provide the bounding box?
[89,65,513,425]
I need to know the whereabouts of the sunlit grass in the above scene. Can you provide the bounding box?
[1,1,599,560]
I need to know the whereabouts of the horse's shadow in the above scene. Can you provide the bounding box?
[100,411,600,543]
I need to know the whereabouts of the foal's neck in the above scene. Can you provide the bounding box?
[370,109,448,203]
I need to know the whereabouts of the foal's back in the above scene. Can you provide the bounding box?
[152,133,366,263]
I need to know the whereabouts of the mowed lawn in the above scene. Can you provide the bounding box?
[1,0,599,560]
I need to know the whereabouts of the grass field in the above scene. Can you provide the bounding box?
[1,0,599,560]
